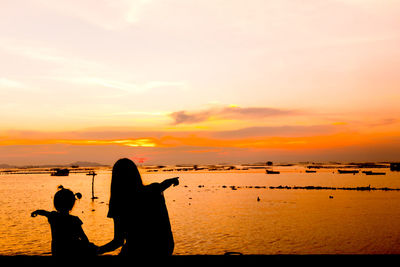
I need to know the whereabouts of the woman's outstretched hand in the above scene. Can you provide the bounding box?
[160,177,180,192]
[170,177,179,187]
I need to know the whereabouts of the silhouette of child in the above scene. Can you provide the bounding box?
[31,185,97,256]
[97,158,179,256]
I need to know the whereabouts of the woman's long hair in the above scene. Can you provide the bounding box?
[107,158,143,218]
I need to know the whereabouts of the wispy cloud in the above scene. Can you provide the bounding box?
[0,42,65,63]
[108,111,169,116]
[170,106,299,124]
[0,38,186,97]
[35,0,153,30]
[0,77,25,89]
[210,125,346,139]
[56,76,186,96]
[0,39,103,72]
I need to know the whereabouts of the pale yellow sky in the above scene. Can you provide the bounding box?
[0,0,399,165]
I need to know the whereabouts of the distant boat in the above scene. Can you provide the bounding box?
[362,171,386,175]
[305,170,317,173]
[51,168,69,176]
[266,170,280,174]
[337,169,359,174]
[390,163,400,171]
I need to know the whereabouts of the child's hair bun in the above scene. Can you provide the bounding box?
[56,185,81,200]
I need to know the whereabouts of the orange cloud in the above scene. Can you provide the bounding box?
[186,148,222,154]
[169,106,299,124]
[0,138,157,147]
[0,125,398,155]
[0,130,399,165]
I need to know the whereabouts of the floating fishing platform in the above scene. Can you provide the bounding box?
[337,169,359,174]
[362,171,386,175]
[50,168,69,176]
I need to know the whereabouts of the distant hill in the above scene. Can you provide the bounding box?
[69,161,109,167]
[0,164,14,168]
[0,162,109,168]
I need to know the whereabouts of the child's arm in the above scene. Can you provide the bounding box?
[31,209,51,218]
[97,217,125,254]
[75,222,98,254]
[160,177,179,192]
[77,226,90,243]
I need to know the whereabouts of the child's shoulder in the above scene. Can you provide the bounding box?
[47,211,58,218]
[68,214,83,225]
[49,212,83,225]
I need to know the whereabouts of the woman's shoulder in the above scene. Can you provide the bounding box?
[144,182,161,192]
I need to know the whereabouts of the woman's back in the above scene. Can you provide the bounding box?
[102,158,176,257]
[119,183,174,256]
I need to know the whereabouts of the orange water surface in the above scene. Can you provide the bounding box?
[1,166,400,255]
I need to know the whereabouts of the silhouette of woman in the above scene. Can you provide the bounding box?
[98,158,179,256]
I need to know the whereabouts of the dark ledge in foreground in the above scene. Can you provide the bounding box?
[1,254,399,265]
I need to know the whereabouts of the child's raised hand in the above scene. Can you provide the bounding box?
[31,209,49,217]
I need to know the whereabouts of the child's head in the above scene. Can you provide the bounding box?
[54,185,82,213]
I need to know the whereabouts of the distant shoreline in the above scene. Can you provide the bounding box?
[1,161,399,175]
[0,161,397,169]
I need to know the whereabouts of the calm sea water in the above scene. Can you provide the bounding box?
[1,166,400,255]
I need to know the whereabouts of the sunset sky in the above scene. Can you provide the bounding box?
[0,0,399,165]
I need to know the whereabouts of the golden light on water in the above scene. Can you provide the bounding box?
[2,167,400,255]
